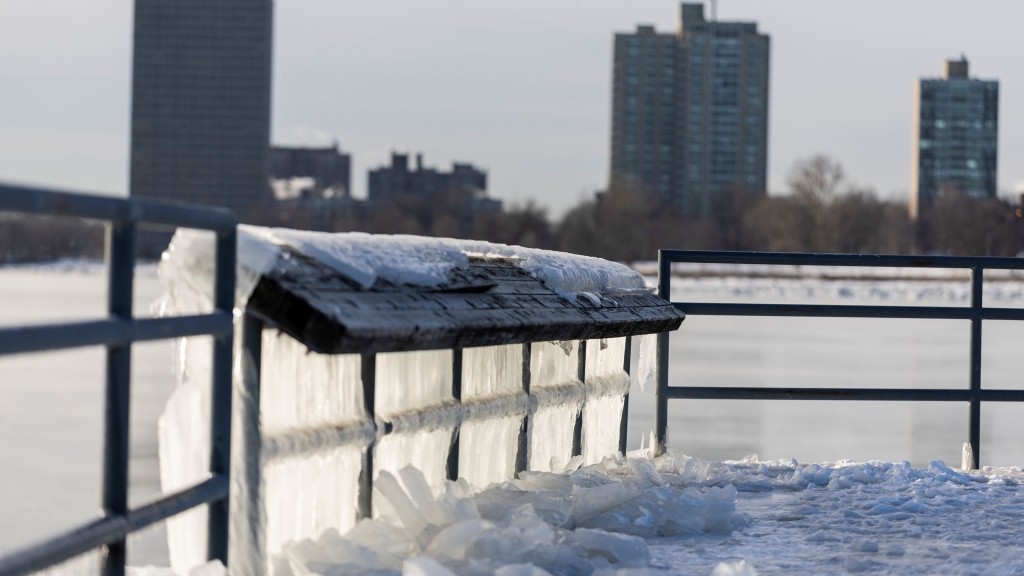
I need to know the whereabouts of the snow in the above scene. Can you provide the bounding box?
[272,456,741,576]
[231,226,648,296]
[266,452,1024,576]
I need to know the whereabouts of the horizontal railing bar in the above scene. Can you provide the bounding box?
[659,250,1024,270]
[0,319,124,355]
[128,475,229,532]
[0,313,233,356]
[0,183,236,231]
[665,386,973,402]
[677,303,1024,322]
[133,314,235,342]
[0,516,127,576]
[676,302,974,320]
[667,387,1024,402]
[0,476,228,576]
[133,201,236,232]
[979,308,1024,321]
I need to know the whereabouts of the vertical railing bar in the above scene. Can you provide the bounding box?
[515,343,531,476]
[100,219,135,576]
[619,336,631,456]
[446,349,463,481]
[207,228,236,564]
[358,354,377,519]
[238,313,265,576]
[969,266,984,469]
[655,251,672,456]
[572,340,586,458]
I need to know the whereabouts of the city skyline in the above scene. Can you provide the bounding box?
[3,1,1024,217]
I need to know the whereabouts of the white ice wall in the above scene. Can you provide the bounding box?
[262,447,362,557]
[529,341,583,472]
[582,338,629,465]
[459,345,525,487]
[375,349,452,417]
[373,350,454,495]
[157,228,643,574]
[258,333,367,564]
[260,332,365,433]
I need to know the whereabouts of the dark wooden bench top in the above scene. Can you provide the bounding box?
[246,247,684,354]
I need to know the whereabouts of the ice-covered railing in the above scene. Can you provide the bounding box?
[157,227,683,575]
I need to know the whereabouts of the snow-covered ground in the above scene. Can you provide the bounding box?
[41,451,1024,575]
[262,452,1024,575]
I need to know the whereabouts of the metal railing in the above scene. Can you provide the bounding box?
[656,250,1024,470]
[0,184,237,576]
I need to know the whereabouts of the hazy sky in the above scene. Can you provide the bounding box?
[2,1,1024,216]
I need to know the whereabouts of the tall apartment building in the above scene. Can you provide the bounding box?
[129,0,274,220]
[610,3,770,217]
[910,57,998,218]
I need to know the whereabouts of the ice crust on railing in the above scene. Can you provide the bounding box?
[459,416,524,488]
[581,338,629,466]
[635,333,658,394]
[253,227,649,295]
[263,446,363,556]
[271,456,742,576]
[375,350,453,418]
[462,344,523,400]
[155,229,647,574]
[249,226,648,296]
[260,331,365,434]
[527,341,583,472]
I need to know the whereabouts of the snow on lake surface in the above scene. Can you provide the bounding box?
[4,263,1024,574]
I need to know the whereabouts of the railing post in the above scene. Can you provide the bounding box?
[571,341,586,458]
[235,313,264,576]
[619,337,631,456]
[100,219,135,576]
[655,251,671,456]
[358,354,377,519]
[446,349,463,481]
[515,343,531,476]
[968,267,983,469]
[207,228,236,565]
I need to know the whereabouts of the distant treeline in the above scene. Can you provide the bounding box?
[0,214,104,264]
[320,155,1024,262]
[9,155,1023,264]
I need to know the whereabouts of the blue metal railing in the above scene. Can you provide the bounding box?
[0,184,237,576]
[656,250,1024,470]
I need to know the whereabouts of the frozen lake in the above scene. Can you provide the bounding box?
[628,274,1024,469]
[3,264,1024,572]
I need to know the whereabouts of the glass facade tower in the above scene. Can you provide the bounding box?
[910,58,998,218]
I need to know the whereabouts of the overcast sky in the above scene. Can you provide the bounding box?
[2,1,1023,216]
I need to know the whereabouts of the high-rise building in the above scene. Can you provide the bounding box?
[129,0,274,220]
[910,57,998,218]
[610,3,770,217]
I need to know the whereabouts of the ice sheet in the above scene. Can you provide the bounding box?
[267,453,1024,575]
